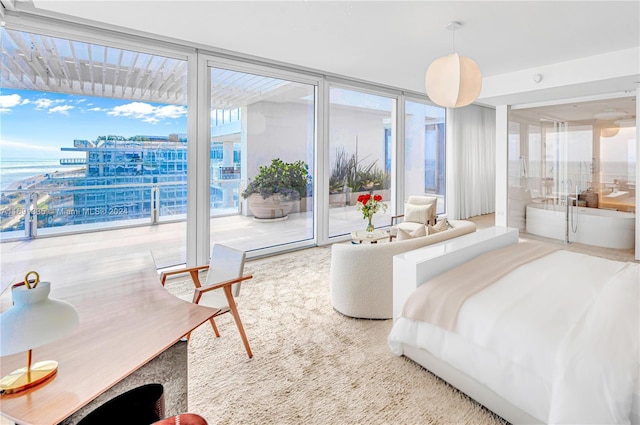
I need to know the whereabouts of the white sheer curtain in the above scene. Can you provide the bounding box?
[448,104,496,219]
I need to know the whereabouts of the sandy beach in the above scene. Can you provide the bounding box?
[2,168,86,191]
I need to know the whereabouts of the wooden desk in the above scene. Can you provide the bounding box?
[0,252,215,425]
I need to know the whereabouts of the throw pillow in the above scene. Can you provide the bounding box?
[404,202,435,224]
[428,219,449,234]
[397,225,428,241]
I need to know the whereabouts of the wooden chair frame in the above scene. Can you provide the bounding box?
[161,266,254,358]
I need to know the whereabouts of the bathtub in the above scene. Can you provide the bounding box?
[526,203,635,249]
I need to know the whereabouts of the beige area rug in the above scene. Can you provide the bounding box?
[164,246,507,425]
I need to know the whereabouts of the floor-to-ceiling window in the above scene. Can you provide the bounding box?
[205,63,316,253]
[0,27,189,269]
[1,13,445,271]
[404,99,446,214]
[328,86,395,238]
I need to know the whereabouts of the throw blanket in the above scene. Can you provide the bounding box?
[401,241,559,331]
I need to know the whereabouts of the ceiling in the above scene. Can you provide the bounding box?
[5,1,640,119]
[512,95,637,125]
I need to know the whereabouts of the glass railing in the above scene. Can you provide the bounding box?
[0,177,242,241]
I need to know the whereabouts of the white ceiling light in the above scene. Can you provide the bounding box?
[614,117,636,127]
[599,120,620,138]
[594,107,627,120]
[425,21,482,108]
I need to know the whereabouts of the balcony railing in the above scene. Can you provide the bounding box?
[0,180,241,241]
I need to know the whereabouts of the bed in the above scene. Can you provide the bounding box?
[388,227,640,424]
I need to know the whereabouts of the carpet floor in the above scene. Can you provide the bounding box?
[164,246,508,425]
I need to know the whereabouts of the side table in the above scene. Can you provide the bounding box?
[350,229,390,244]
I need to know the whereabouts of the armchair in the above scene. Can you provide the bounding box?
[389,195,438,241]
[160,244,254,358]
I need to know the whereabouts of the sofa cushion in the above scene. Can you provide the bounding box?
[407,195,437,206]
[404,202,435,224]
[392,221,424,236]
[428,219,449,234]
[397,225,427,241]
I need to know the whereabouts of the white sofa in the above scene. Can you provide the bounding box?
[329,220,477,319]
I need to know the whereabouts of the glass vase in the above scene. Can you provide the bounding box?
[366,215,374,233]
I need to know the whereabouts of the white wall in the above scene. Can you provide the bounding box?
[245,100,314,180]
[328,105,389,171]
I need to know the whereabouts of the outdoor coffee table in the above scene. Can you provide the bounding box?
[350,229,390,244]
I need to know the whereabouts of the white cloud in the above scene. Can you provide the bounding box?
[107,101,186,124]
[144,117,160,124]
[49,105,74,115]
[0,94,23,109]
[0,108,11,113]
[155,105,187,119]
[35,98,54,109]
[87,107,107,112]
[109,102,155,117]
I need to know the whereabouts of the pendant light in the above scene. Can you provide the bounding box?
[425,21,482,108]
[595,107,627,138]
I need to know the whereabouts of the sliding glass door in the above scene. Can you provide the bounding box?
[328,86,395,238]
[404,99,446,214]
[509,97,636,249]
[0,27,189,269]
[206,63,316,253]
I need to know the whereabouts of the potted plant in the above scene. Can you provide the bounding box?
[329,147,391,206]
[241,158,310,220]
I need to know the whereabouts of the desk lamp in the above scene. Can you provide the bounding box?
[0,271,79,395]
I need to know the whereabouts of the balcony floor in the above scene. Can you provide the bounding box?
[0,205,389,289]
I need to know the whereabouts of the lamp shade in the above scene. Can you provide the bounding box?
[425,53,482,108]
[598,120,620,138]
[1,281,79,356]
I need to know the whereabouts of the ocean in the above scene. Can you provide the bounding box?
[0,159,70,190]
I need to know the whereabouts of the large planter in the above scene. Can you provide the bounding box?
[329,192,347,207]
[247,193,294,220]
[290,196,313,214]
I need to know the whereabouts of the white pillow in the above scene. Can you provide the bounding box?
[428,219,449,234]
[397,225,428,241]
[404,202,435,224]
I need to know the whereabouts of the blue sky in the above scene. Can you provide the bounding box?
[0,88,187,160]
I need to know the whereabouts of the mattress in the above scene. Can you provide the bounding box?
[389,248,640,424]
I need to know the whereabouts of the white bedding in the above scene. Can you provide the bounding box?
[388,249,640,424]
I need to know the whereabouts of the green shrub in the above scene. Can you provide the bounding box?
[329,147,389,193]
[242,158,310,200]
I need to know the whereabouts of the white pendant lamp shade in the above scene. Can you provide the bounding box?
[425,53,482,108]
[425,21,482,108]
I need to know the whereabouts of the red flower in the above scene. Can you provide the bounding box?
[355,191,388,220]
